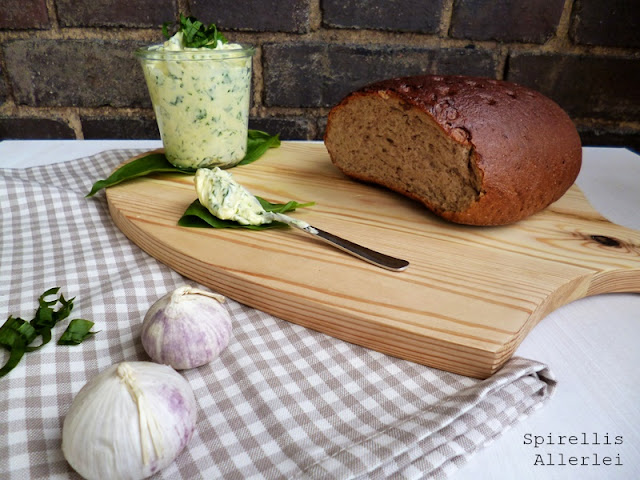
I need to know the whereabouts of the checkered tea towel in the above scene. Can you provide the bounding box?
[0,149,556,479]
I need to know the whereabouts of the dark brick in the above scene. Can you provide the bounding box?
[507,53,640,121]
[577,123,640,154]
[57,0,175,28]
[81,115,160,139]
[322,0,445,33]
[0,0,50,30]
[570,0,640,48]
[189,0,310,33]
[249,116,313,140]
[450,0,564,43]
[263,44,327,107]
[0,117,75,139]
[4,39,150,108]
[263,43,497,108]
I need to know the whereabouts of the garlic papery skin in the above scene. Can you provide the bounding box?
[62,361,197,480]
[141,286,232,370]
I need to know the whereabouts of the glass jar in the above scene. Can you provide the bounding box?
[136,44,254,169]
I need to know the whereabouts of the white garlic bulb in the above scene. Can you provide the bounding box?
[141,286,232,370]
[62,361,197,480]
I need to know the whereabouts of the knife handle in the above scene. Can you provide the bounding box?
[305,226,410,272]
[269,212,409,271]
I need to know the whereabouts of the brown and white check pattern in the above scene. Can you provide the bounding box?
[0,150,556,479]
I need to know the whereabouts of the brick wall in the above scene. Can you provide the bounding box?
[0,0,639,152]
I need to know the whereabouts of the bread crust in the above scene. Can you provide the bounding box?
[324,75,582,225]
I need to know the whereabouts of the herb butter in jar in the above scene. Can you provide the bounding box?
[136,31,254,169]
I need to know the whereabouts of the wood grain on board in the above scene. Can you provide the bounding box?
[106,142,640,378]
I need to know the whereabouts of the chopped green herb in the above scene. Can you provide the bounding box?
[163,14,228,49]
[58,319,99,346]
[169,95,184,106]
[0,288,97,378]
[26,287,75,352]
[0,316,38,378]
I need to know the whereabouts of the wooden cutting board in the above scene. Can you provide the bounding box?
[106,142,640,378]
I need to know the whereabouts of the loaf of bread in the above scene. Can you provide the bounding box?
[324,75,582,225]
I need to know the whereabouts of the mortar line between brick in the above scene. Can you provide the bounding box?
[308,0,323,32]
[67,108,83,139]
[496,46,510,80]
[439,0,456,36]
[45,0,60,31]
[0,104,81,137]
[0,28,636,57]
[252,46,265,113]
[556,0,577,45]
[575,117,640,128]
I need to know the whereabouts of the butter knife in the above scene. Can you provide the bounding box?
[268,212,410,272]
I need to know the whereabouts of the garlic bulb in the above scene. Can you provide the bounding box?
[141,286,232,370]
[62,361,197,480]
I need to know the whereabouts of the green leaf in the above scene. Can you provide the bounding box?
[260,197,314,213]
[86,130,281,196]
[58,319,99,346]
[177,197,314,230]
[163,14,229,49]
[31,288,74,329]
[162,21,173,39]
[33,287,58,327]
[86,153,186,197]
[0,342,28,378]
[0,316,38,350]
[259,198,315,214]
[0,288,95,378]
[177,199,285,230]
[239,131,281,166]
[27,288,76,352]
[0,316,38,378]
[53,293,75,323]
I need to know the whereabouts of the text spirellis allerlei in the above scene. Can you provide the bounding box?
[523,432,623,467]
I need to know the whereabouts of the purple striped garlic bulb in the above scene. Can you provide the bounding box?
[141,286,232,370]
[62,361,197,480]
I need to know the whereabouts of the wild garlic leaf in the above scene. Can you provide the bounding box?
[86,130,280,197]
[0,316,38,350]
[32,288,74,329]
[0,288,97,378]
[260,198,315,214]
[177,197,314,230]
[177,200,272,229]
[163,14,228,48]
[53,293,75,323]
[162,21,173,39]
[86,153,185,197]
[239,131,281,166]
[0,316,38,378]
[58,319,99,346]
[27,288,75,352]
